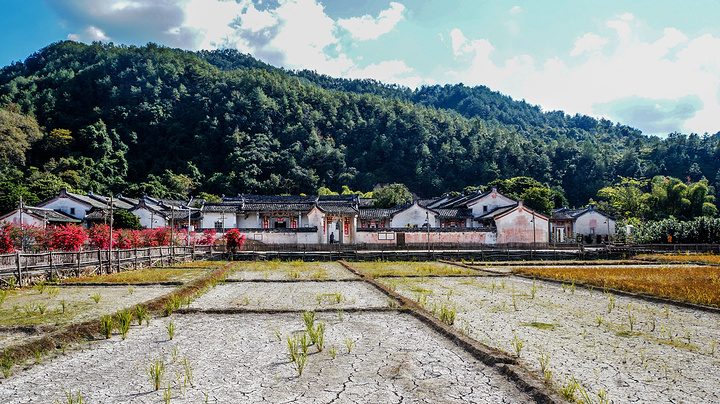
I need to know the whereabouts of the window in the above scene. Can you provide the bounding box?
[70,207,75,215]
[214,220,223,231]
[483,206,488,213]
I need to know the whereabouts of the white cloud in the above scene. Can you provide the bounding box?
[570,33,608,56]
[348,60,426,88]
[67,25,110,42]
[510,6,522,14]
[446,17,720,135]
[183,0,241,49]
[337,2,406,41]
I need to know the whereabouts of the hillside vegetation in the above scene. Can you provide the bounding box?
[0,41,718,211]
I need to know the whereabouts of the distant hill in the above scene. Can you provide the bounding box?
[0,41,717,208]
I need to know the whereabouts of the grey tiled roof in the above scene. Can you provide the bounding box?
[475,204,517,220]
[243,203,316,212]
[86,193,134,210]
[23,207,82,223]
[358,208,399,219]
[317,205,359,215]
[434,208,474,219]
[165,210,202,220]
[202,203,243,213]
[551,206,615,221]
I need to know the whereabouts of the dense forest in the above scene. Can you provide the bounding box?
[0,41,718,215]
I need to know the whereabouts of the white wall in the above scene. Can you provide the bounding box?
[244,231,318,244]
[574,211,615,236]
[390,203,434,228]
[201,212,237,229]
[39,198,89,219]
[467,190,516,217]
[237,213,259,228]
[132,208,167,229]
[494,207,549,244]
[1,212,45,227]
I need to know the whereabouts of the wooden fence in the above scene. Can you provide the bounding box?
[0,245,221,286]
[2,242,718,286]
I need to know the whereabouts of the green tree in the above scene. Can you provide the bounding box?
[372,183,412,208]
[596,177,650,219]
[113,209,143,230]
[519,187,554,216]
[0,109,42,167]
[0,181,39,214]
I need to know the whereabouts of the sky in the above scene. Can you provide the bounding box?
[2,0,720,136]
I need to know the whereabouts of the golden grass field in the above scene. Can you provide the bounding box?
[514,263,720,307]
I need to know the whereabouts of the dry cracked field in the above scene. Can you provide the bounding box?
[0,259,718,403]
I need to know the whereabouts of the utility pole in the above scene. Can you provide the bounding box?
[187,205,191,247]
[108,196,114,273]
[19,195,24,252]
[531,214,536,259]
[426,211,430,256]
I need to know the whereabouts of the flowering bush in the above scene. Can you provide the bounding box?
[224,229,246,252]
[88,224,114,249]
[47,224,88,251]
[148,227,171,246]
[0,223,14,253]
[198,229,217,245]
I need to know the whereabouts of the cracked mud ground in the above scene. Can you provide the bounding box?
[0,262,534,403]
[387,275,720,404]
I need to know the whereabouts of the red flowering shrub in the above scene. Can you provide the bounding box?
[0,223,14,253]
[224,229,246,252]
[88,224,113,249]
[115,229,135,249]
[48,224,88,251]
[198,229,217,245]
[149,227,171,246]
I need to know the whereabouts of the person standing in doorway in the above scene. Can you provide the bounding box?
[330,232,335,244]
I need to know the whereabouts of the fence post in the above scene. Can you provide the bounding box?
[48,251,54,281]
[16,250,22,287]
[76,251,81,277]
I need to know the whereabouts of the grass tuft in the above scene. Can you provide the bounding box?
[54,388,83,404]
[146,357,166,391]
[166,320,176,340]
[101,314,114,339]
[116,309,133,340]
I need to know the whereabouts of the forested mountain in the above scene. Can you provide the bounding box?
[0,41,718,212]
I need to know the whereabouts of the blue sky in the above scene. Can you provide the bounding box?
[2,0,720,136]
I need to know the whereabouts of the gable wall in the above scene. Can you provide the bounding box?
[575,211,615,235]
[495,208,549,244]
[391,204,433,227]
[467,191,516,217]
[38,198,89,220]
[132,208,167,229]
[1,212,45,228]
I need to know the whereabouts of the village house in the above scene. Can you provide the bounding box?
[8,187,560,246]
[0,206,81,228]
[199,194,359,244]
[551,204,615,242]
[35,188,133,226]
